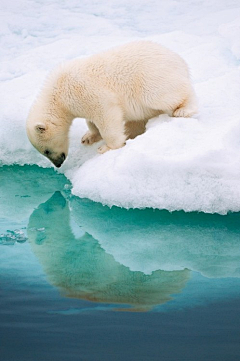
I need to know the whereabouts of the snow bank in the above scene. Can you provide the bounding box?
[1,0,240,213]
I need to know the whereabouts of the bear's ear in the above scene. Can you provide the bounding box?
[35,124,47,133]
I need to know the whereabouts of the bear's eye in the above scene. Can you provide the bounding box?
[44,150,51,156]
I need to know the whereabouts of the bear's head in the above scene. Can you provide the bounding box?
[26,66,73,167]
[26,115,69,168]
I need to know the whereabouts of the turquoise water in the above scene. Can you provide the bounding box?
[1,165,240,360]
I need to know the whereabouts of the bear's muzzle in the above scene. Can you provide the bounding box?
[51,153,66,168]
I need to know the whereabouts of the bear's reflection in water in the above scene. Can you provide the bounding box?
[27,192,189,312]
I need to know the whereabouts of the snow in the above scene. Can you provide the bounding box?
[1,0,240,213]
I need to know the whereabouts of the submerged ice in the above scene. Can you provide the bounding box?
[1,0,240,213]
[0,229,27,245]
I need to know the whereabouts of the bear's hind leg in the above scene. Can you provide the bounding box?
[173,93,198,118]
[81,120,102,145]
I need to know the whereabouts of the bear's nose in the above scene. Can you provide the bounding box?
[52,153,66,168]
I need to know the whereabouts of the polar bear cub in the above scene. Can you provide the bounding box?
[26,41,198,167]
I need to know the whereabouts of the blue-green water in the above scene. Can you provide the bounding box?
[1,165,240,360]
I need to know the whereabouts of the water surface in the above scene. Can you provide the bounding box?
[1,165,240,361]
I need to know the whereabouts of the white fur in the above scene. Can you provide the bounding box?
[26,41,198,167]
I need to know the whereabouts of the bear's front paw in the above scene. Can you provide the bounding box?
[81,131,102,145]
[98,144,111,154]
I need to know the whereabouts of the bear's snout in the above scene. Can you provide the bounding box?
[51,153,66,168]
